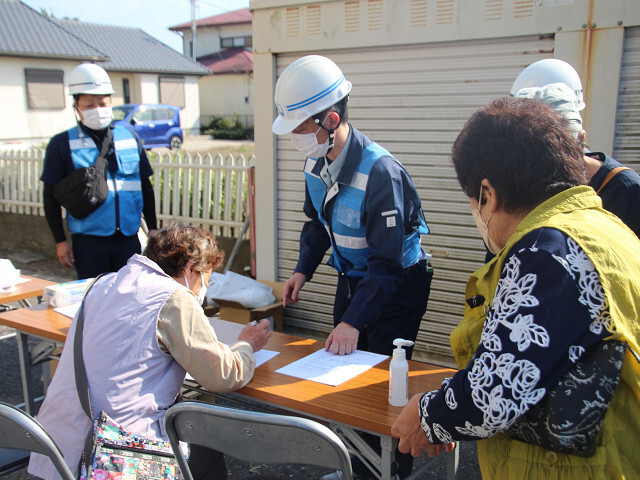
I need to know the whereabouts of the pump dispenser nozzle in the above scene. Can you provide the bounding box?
[393,338,414,351]
[389,338,414,406]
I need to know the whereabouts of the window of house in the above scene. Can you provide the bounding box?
[159,76,185,108]
[123,78,131,104]
[25,68,65,110]
[220,35,252,48]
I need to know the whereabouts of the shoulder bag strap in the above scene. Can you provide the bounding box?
[93,128,113,176]
[595,166,631,195]
[72,274,106,478]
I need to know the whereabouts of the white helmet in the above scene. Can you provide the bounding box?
[510,59,585,111]
[272,55,352,135]
[68,63,114,96]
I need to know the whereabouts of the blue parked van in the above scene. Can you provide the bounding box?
[112,104,183,150]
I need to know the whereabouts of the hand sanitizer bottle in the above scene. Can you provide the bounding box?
[389,338,414,407]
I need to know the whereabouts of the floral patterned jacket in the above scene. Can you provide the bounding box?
[421,187,640,479]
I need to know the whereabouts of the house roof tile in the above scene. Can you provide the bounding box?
[0,0,108,60]
[169,8,251,31]
[197,48,253,74]
[56,19,211,75]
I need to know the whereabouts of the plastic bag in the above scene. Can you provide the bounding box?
[0,259,21,290]
[206,271,275,309]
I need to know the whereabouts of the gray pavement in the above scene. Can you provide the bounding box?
[154,135,255,155]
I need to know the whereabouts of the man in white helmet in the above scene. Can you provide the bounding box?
[511,59,640,239]
[273,55,433,479]
[41,63,157,279]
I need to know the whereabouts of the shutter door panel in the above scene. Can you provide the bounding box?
[276,35,554,365]
[614,26,640,172]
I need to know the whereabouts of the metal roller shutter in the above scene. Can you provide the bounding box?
[276,35,554,365]
[613,26,640,173]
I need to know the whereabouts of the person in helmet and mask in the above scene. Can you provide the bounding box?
[510,58,640,238]
[41,63,157,279]
[273,55,433,479]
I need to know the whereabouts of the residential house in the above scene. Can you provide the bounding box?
[250,0,640,364]
[169,8,253,130]
[0,0,210,149]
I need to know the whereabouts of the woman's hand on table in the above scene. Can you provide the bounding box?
[391,393,456,458]
[238,318,271,352]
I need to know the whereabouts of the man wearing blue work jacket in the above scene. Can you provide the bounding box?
[272,55,433,361]
[273,55,433,480]
[41,63,157,279]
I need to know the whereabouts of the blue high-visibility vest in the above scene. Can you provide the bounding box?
[66,126,143,236]
[304,142,427,277]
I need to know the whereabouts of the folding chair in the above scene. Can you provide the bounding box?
[0,402,75,480]
[164,401,353,480]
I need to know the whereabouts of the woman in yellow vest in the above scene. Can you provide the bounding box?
[392,97,640,479]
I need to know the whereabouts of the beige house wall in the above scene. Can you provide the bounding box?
[200,73,254,118]
[181,23,252,57]
[0,58,78,148]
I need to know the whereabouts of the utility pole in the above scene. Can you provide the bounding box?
[191,0,197,61]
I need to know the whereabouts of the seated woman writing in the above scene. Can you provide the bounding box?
[391,97,640,479]
[29,222,272,480]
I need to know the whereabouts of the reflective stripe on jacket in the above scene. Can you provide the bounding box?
[66,125,143,236]
[304,139,427,276]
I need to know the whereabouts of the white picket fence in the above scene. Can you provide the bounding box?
[0,149,255,238]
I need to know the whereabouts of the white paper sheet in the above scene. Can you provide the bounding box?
[208,317,245,345]
[0,276,29,294]
[275,348,388,386]
[54,302,81,319]
[185,318,279,382]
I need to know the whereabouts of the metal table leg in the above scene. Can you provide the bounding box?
[331,424,395,480]
[446,442,459,480]
[16,331,35,415]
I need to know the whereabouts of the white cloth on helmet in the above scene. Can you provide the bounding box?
[514,82,583,138]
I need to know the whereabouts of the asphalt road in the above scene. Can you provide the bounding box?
[0,250,482,480]
[156,135,254,154]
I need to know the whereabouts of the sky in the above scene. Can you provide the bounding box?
[21,0,249,53]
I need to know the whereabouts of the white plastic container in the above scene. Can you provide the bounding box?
[389,338,414,407]
[42,278,93,307]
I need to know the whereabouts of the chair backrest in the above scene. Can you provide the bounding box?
[0,403,75,480]
[164,401,353,480]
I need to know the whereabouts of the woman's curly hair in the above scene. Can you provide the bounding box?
[143,222,224,277]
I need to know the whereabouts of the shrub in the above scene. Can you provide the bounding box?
[201,116,253,139]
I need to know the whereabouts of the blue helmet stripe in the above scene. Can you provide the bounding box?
[286,75,345,112]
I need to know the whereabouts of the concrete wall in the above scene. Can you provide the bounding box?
[183,76,203,135]
[0,212,251,274]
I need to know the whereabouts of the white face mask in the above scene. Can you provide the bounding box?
[184,272,208,305]
[471,185,500,254]
[79,106,113,130]
[290,126,331,159]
